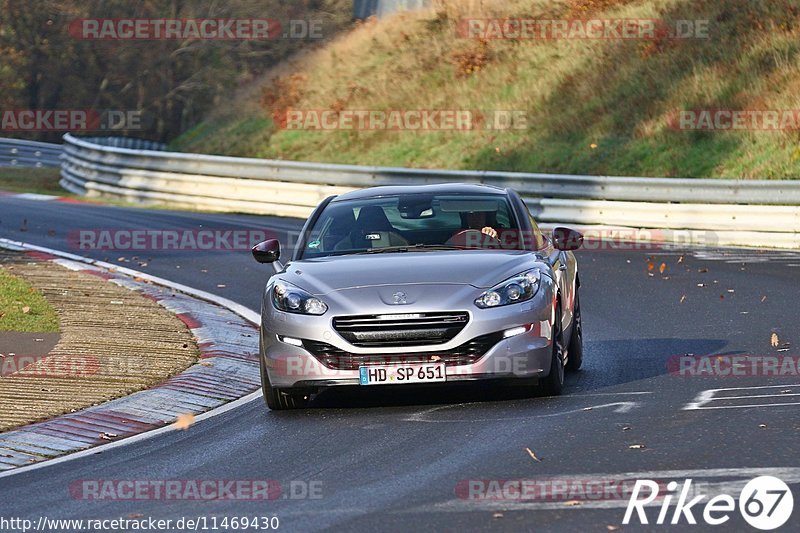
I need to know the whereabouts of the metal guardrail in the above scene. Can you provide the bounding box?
[60,133,800,248]
[0,138,62,168]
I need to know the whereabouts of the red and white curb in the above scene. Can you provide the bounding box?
[0,239,262,475]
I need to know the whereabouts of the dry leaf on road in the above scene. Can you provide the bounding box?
[525,447,542,462]
[771,333,779,347]
[174,414,196,430]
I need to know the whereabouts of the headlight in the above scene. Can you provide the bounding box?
[272,280,328,315]
[474,269,541,309]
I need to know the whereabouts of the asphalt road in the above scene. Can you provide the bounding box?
[0,196,798,532]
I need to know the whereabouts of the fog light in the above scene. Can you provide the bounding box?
[503,325,530,338]
[278,335,303,347]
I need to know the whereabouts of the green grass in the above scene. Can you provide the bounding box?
[172,0,800,179]
[0,167,66,195]
[0,268,59,332]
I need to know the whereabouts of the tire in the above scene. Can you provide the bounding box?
[260,358,311,410]
[566,289,583,371]
[540,306,565,396]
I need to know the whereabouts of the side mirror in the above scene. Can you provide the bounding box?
[552,227,583,251]
[252,239,281,264]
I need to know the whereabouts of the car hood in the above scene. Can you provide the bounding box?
[280,250,548,296]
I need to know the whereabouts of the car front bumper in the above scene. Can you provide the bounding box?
[260,287,557,389]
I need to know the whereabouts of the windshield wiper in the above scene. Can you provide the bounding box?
[357,244,467,254]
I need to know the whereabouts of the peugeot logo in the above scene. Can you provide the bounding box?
[392,291,408,305]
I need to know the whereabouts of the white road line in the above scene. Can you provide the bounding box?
[0,391,261,480]
[714,393,800,400]
[687,402,800,410]
[13,193,59,201]
[404,401,641,423]
[0,239,264,479]
[684,384,800,410]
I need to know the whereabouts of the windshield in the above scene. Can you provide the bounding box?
[299,193,542,259]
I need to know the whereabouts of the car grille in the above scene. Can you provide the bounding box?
[332,312,469,348]
[303,332,504,370]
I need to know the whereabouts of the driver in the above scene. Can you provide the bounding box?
[462,211,498,239]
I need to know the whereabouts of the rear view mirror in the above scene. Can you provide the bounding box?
[252,239,281,263]
[552,227,583,251]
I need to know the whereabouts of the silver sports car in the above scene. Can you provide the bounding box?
[252,184,583,410]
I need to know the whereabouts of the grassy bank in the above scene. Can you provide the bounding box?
[0,167,64,195]
[173,0,800,179]
[0,267,59,333]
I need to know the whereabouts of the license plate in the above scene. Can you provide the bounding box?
[359,363,446,385]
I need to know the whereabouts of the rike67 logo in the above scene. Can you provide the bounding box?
[624,476,794,530]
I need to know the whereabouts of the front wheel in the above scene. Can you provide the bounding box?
[566,290,583,371]
[260,358,311,410]
[539,307,565,396]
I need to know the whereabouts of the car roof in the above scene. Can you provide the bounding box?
[331,183,508,202]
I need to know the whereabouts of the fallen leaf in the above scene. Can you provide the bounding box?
[727,289,735,293]
[99,432,118,441]
[677,256,684,264]
[659,263,666,274]
[492,512,503,519]
[564,500,582,506]
[525,447,542,462]
[217,284,226,288]
[679,295,686,303]
[607,526,619,532]
[21,306,30,314]
[590,143,598,149]
[759,424,767,428]
[697,283,705,288]
[771,333,779,347]
[761,296,767,302]
[622,426,631,431]
[698,268,708,273]
[628,444,646,450]
[647,263,654,271]
[174,414,195,430]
